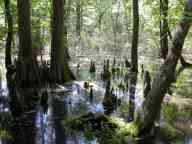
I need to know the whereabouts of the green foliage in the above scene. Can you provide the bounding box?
[163,102,192,124]
[63,113,138,143]
[174,69,192,98]
[157,122,184,142]
[163,103,178,123]
[143,0,184,29]
[118,102,129,118]
[0,0,190,55]
[84,128,95,141]
[0,112,12,130]
[0,129,12,140]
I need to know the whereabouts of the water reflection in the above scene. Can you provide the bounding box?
[128,72,138,122]
[0,56,191,144]
[7,82,38,144]
[52,97,67,144]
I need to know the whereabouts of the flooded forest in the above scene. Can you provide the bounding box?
[0,0,192,143]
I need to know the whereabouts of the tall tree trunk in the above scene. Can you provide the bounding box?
[160,0,169,59]
[137,0,192,135]
[17,0,32,59]
[51,0,75,83]
[32,18,42,60]
[64,3,70,60]
[16,0,40,87]
[131,0,139,72]
[4,0,13,68]
[76,0,81,38]
[111,15,117,51]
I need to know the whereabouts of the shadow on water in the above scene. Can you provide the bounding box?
[52,97,67,144]
[6,78,38,144]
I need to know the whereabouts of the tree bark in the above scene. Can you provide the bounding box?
[160,0,169,59]
[51,0,75,83]
[137,0,192,135]
[16,0,40,87]
[180,55,192,67]
[131,0,139,72]
[167,23,192,67]
[76,0,82,38]
[64,3,70,60]
[4,0,13,68]
[17,0,32,58]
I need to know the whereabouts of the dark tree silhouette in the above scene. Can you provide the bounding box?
[16,0,40,87]
[50,0,75,83]
[131,0,139,72]
[4,0,13,68]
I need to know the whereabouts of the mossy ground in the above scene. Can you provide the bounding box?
[63,112,138,144]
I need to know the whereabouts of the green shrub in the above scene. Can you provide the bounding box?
[163,104,178,123]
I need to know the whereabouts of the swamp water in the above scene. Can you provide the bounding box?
[0,54,192,144]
